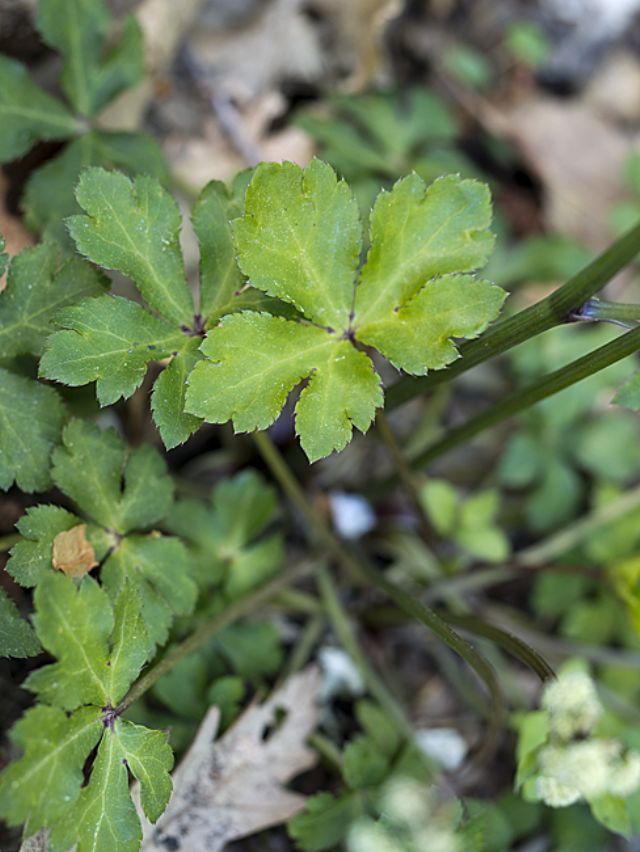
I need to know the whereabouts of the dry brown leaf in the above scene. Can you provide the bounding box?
[506,96,638,249]
[52,525,98,578]
[138,666,321,852]
[98,0,207,130]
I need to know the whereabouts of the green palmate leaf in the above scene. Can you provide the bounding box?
[0,705,103,834]
[68,168,194,325]
[167,470,282,591]
[37,0,144,117]
[42,168,253,448]
[0,369,65,492]
[187,312,383,462]
[0,54,77,162]
[102,535,197,648]
[296,89,459,186]
[0,574,173,847]
[51,725,141,852]
[186,160,504,461]
[0,240,107,358]
[40,295,189,407]
[0,588,40,658]
[51,419,174,534]
[23,130,168,240]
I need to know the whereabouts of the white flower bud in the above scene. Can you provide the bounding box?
[542,670,602,739]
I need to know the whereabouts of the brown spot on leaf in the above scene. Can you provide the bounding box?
[52,524,98,578]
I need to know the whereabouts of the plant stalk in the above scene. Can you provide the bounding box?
[409,325,640,471]
[375,411,434,540]
[253,430,507,759]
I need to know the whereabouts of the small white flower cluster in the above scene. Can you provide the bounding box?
[347,778,461,852]
[530,667,640,809]
[535,741,640,807]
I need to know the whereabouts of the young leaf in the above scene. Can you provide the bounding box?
[0,54,77,161]
[288,792,361,852]
[0,369,65,493]
[37,0,144,117]
[0,240,107,359]
[186,161,504,461]
[167,470,282,591]
[342,735,391,790]
[67,168,194,325]
[0,589,40,658]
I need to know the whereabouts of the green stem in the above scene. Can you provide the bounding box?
[279,613,325,683]
[252,431,366,585]
[410,325,640,471]
[117,559,316,713]
[317,566,418,742]
[308,732,344,771]
[355,561,505,763]
[387,219,640,409]
[254,430,506,758]
[375,411,433,540]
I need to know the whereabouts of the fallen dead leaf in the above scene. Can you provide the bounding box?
[19,829,49,851]
[52,525,98,578]
[138,666,321,851]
